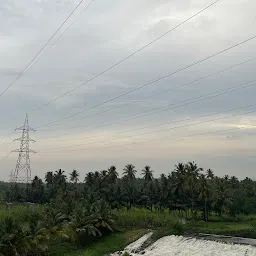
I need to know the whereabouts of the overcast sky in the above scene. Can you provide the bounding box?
[0,0,256,181]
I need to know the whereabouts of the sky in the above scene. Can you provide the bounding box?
[0,0,256,181]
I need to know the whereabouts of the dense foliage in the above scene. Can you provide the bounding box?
[0,161,256,255]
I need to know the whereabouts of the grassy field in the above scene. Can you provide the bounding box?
[0,203,44,220]
[185,220,256,238]
[2,204,256,255]
[50,229,149,256]
[115,207,179,228]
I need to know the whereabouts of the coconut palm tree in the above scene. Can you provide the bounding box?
[141,165,154,182]
[158,174,169,210]
[172,169,187,205]
[124,181,138,209]
[0,215,48,256]
[123,164,137,180]
[93,199,116,233]
[198,174,211,222]
[186,161,203,178]
[206,169,214,179]
[172,163,187,206]
[224,175,229,181]
[43,207,69,240]
[68,206,101,243]
[175,162,187,175]
[144,180,156,211]
[230,176,239,189]
[26,213,54,254]
[0,216,26,255]
[85,172,94,185]
[108,166,119,183]
[94,171,100,179]
[45,171,54,186]
[100,170,108,180]
[68,200,115,243]
[186,161,203,214]
[30,176,45,203]
[31,176,42,187]
[54,169,67,187]
[70,170,79,183]
[91,171,102,190]
[212,181,233,217]
[108,183,127,208]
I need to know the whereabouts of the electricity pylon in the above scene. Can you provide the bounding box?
[12,114,36,183]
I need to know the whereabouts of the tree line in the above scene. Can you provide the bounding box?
[1,161,256,255]
[2,161,256,220]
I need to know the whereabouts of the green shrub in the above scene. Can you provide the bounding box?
[172,222,184,235]
[115,207,178,228]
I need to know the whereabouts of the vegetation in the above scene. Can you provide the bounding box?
[48,229,148,256]
[0,161,256,255]
[115,207,178,228]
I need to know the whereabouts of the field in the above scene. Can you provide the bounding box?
[56,229,149,256]
[115,207,179,228]
[1,204,256,256]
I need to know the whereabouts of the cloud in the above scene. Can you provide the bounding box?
[0,0,256,181]
[229,124,256,129]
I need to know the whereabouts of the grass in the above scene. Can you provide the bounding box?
[50,229,149,256]
[82,229,149,256]
[2,204,256,255]
[185,220,256,238]
[0,204,44,217]
[115,207,179,228]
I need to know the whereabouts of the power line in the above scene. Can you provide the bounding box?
[38,106,256,152]
[38,79,256,143]
[0,0,86,98]
[32,0,221,112]
[0,0,95,127]
[0,134,16,161]
[0,131,20,153]
[129,57,256,108]
[21,0,96,76]
[42,102,256,143]
[0,0,219,129]
[37,78,256,140]
[0,138,12,150]
[35,34,256,129]
[38,127,241,154]
[37,56,256,132]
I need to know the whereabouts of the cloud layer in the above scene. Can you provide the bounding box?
[0,0,256,180]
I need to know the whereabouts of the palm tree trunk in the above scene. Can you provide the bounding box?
[191,190,195,217]
[204,200,208,222]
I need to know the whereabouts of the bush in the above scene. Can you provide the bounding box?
[172,222,184,235]
[115,207,178,228]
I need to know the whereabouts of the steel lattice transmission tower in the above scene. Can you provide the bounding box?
[11,114,36,183]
